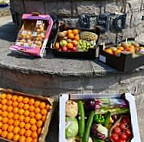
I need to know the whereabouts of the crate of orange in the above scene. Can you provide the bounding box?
[51,23,100,59]
[0,88,54,142]
[99,38,144,72]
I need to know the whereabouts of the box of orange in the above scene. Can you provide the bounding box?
[0,88,54,142]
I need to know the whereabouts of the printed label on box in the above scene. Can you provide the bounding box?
[16,42,21,46]
[99,55,106,63]
[31,44,37,48]
[24,43,29,47]
[36,20,42,25]
[32,32,37,37]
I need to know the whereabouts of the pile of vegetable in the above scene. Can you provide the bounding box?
[65,98,133,142]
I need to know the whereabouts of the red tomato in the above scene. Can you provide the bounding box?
[121,118,129,124]
[125,129,131,136]
[120,123,126,130]
[111,134,119,141]
[114,127,122,135]
[117,140,125,142]
[120,134,127,140]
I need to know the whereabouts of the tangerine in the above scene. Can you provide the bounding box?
[2,111,8,117]
[34,101,40,107]
[18,109,24,115]
[25,123,31,130]
[19,128,25,136]
[29,105,35,112]
[14,120,20,127]
[25,137,32,142]
[42,115,46,122]
[12,95,17,101]
[68,33,74,39]
[7,106,13,112]
[23,97,29,104]
[19,136,26,142]
[1,93,7,99]
[24,110,30,117]
[0,104,2,109]
[7,132,14,140]
[25,130,32,137]
[30,118,36,125]
[8,125,14,132]
[2,124,9,131]
[13,107,19,114]
[0,129,2,135]
[13,127,20,134]
[8,119,14,125]
[35,113,42,120]
[17,96,23,102]
[24,117,30,123]
[46,104,50,110]
[13,101,18,107]
[40,102,46,109]
[2,105,7,111]
[19,115,25,122]
[1,131,8,138]
[37,120,43,128]
[72,29,79,35]
[67,30,72,35]
[0,116,2,121]
[0,122,2,128]
[37,128,42,135]
[8,112,14,119]
[13,134,20,142]
[7,100,13,106]
[31,131,38,139]
[13,114,19,120]
[19,122,25,129]
[29,112,35,118]
[18,102,24,109]
[41,109,47,115]
[29,99,35,105]
[74,35,80,41]
[6,94,12,100]
[35,107,40,113]
[23,104,29,110]
[31,125,37,132]
[2,117,8,123]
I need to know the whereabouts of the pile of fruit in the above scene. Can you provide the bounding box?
[65,98,132,142]
[0,92,51,142]
[55,29,98,52]
[104,41,144,57]
[16,20,47,49]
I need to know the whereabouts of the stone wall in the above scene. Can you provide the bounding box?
[10,0,144,44]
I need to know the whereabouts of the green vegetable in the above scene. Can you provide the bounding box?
[94,114,105,125]
[93,137,104,142]
[104,111,111,128]
[65,117,78,138]
[82,111,95,142]
[78,101,85,138]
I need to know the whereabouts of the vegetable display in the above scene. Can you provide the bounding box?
[54,29,98,52]
[65,98,133,142]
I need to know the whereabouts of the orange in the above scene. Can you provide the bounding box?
[19,122,25,129]
[46,104,51,110]
[19,115,25,122]
[67,29,72,35]
[8,119,14,125]
[41,109,47,115]
[7,100,13,106]
[35,107,40,113]
[74,35,80,41]
[25,130,32,137]
[8,112,14,119]
[18,102,24,109]
[25,123,31,130]
[117,47,124,51]
[1,131,8,138]
[7,106,13,112]
[14,120,20,127]
[30,118,36,125]
[37,128,42,135]
[13,127,20,134]
[114,49,121,56]
[42,115,46,122]
[13,134,20,142]
[23,104,29,110]
[0,110,2,115]
[6,94,12,100]
[13,101,18,107]
[7,132,14,140]
[37,120,43,128]
[13,114,19,120]
[2,111,8,117]
[0,122,2,128]
[23,97,29,104]
[0,129,2,135]
[24,117,30,123]
[19,128,25,136]
[8,125,14,132]
[31,125,37,132]
[31,131,38,139]
[68,33,74,39]
[72,29,79,35]
[25,137,32,142]
[105,48,113,55]
[29,105,35,112]
[34,101,40,107]
[2,117,8,123]
[12,95,17,101]
[33,139,38,142]
[17,96,23,102]
[18,109,24,115]
[1,93,7,99]
[0,116,2,121]
[13,107,19,114]
[29,112,35,118]
[2,124,9,131]
[0,104,2,109]
[40,102,46,109]
[2,105,7,111]
[29,99,35,105]
[19,136,26,142]
[35,113,42,120]
[24,110,30,117]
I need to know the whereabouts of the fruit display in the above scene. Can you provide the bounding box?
[104,41,144,57]
[64,97,134,142]
[0,90,52,142]
[54,29,98,52]
[16,20,47,49]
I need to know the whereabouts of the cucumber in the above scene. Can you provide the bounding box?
[78,101,85,138]
[82,111,95,142]
[104,111,111,128]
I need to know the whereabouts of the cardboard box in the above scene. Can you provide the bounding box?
[10,13,53,57]
[59,93,141,142]
[99,39,144,72]
[0,88,54,142]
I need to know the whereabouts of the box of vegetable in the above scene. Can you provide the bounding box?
[10,13,53,57]
[51,23,100,59]
[59,93,141,142]
[99,38,144,72]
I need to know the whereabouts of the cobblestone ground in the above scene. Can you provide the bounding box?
[0,16,144,142]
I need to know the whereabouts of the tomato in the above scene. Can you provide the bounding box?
[114,127,122,135]
[111,134,119,141]
[125,129,132,136]
[120,123,126,130]
[117,140,125,142]
[120,134,127,140]
[121,118,129,124]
